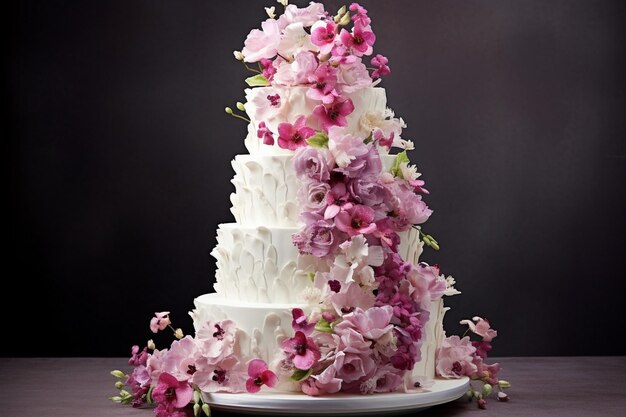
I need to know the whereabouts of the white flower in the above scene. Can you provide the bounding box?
[397,139,414,150]
[265,6,276,19]
[444,275,461,296]
[276,22,318,58]
[233,50,244,61]
[399,162,420,182]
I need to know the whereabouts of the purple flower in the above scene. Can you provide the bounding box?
[313,98,355,132]
[151,372,193,416]
[335,204,377,237]
[277,115,315,150]
[245,359,277,393]
[291,308,316,335]
[127,365,150,407]
[257,121,274,145]
[292,214,337,257]
[300,180,330,214]
[150,312,170,333]
[293,147,332,182]
[281,331,321,370]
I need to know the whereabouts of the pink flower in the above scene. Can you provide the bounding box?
[277,3,326,29]
[242,18,281,62]
[129,345,149,367]
[335,204,377,236]
[350,3,372,28]
[334,351,376,384]
[337,58,372,93]
[436,335,478,379]
[292,214,337,257]
[257,121,274,145]
[335,306,394,341]
[293,146,332,182]
[245,359,277,393]
[339,26,376,57]
[371,54,390,79]
[150,312,170,333]
[273,51,318,86]
[281,330,321,370]
[195,320,238,366]
[307,64,338,104]
[460,317,498,342]
[260,58,276,81]
[277,116,315,150]
[310,20,337,55]
[360,365,403,394]
[151,372,193,415]
[159,336,202,382]
[407,263,447,303]
[471,356,501,385]
[327,125,368,168]
[313,98,355,132]
[127,365,150,407]
[300,181,330,213]
[291,308,316,335]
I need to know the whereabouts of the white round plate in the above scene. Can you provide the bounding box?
[202,377,469,415]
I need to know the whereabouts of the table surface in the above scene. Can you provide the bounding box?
[0,356,624,417]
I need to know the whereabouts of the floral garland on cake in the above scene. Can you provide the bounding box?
[110,2,510,416]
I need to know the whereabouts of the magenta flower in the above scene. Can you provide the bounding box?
[310,20,337,55]
[307,64,338,104]
[260,58,276,81]
[245,359,277,393]
[257,121,274,145]
[291,308,316,335]
[339,26,376,57]
[277,116,315,150]
[313,98,355,132]
[281,330,321,370]
[335,204,377,236]
[150,312,170,333]
[371,54,390,79]
[151,372,193,415]
[350,3,372,28]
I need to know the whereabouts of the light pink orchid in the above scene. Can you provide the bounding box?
[245,359,277,393]
[436,335,478,379]
[150,312,170,333]
[277,115,315,150]
[460,316,498,342]
[242,18,281,62]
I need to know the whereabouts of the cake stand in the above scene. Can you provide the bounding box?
[202,377,469,415]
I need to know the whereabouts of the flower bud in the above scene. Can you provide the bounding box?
[482,383,492,397]
[338,12,351,26]
[233,51,244,61]
[277,0,288,7]
[265,6,276,19]
[498,380,511,389]
[115,381,124,390]
[478,398,487,409]
[202,403,211,416]
[497,391,509,401]
[174,328,184,339]
[194,403,201,416]
[225,107,233,115]
[109,395,122,403]
[110,370,126,379]
[193,390,201,404]
[147,339,156,350]
[236,102,246,111]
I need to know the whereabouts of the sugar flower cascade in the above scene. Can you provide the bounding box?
[111,2,509,416]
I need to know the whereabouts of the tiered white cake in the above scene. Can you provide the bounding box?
[193,86,447,390]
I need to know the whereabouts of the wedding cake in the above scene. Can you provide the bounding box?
[111,3,509,415]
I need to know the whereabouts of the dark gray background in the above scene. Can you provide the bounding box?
[6,0,626,357]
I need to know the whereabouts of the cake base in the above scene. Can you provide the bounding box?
[201,377,469,415]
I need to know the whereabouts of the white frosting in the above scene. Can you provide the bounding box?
[230,155,299,227]
[212,224,312,303]
[244,86,387,155]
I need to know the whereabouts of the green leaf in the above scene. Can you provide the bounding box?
[306,132,329,148]
[314,317,334,333]
[308,272,316,282]
[390,150,410,177]
[245,74,269,87]
[290,368,313,382]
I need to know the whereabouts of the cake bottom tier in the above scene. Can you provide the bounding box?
[192,293,445,393]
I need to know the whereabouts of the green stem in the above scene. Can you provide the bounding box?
[229,113,251,123]
[242,62,261,73]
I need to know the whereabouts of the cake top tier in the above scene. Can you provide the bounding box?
[231,2,414,156]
